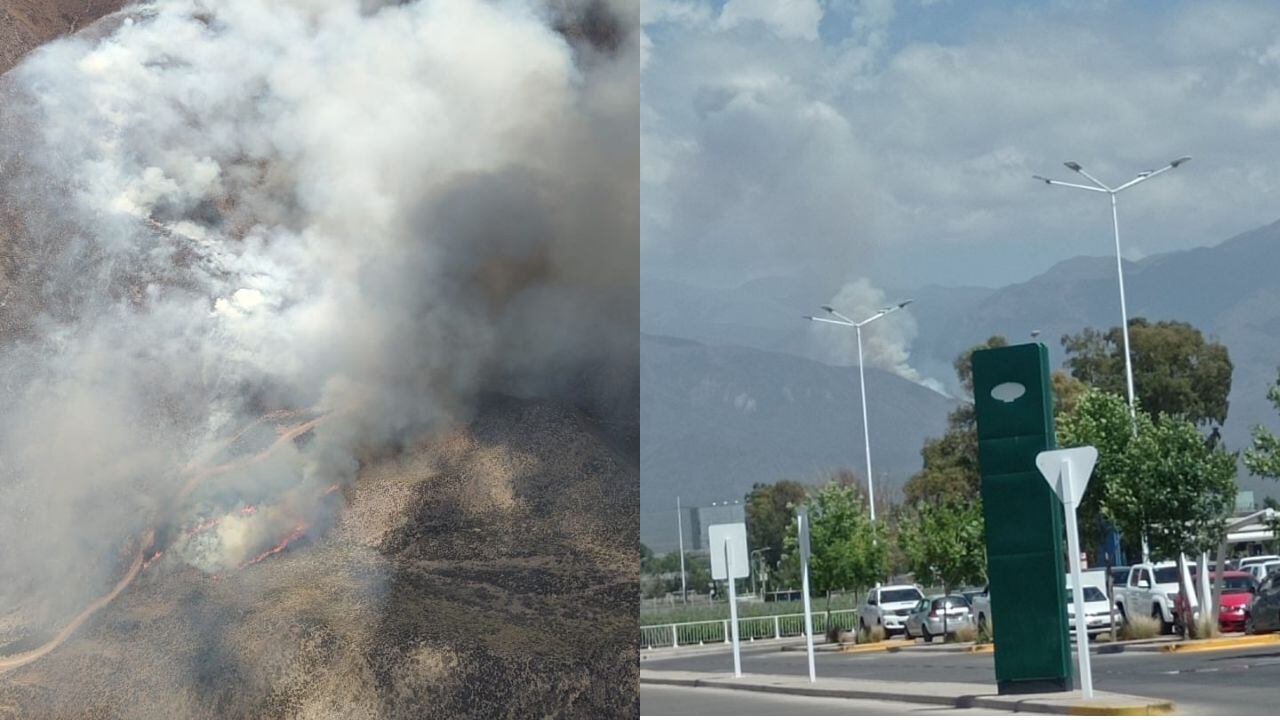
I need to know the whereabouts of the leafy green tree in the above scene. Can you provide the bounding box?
[898,499,986,594]
[1245,368,1280,481]
[1061,319,1233,427]
[904,336,1007,505]
[744,479,809,579]
[1116,414,1237,637]
[780,479,885,601]
[1056,390,1144,562]
[1117,414,1237,561]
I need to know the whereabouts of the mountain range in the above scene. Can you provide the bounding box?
[641,219,1280,551]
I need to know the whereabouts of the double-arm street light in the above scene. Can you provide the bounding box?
[1035,156,1190,564]
[1032,156,1192,419]
[804,299,914,522]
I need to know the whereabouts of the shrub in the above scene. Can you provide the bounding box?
[855,624,885,644]
[1119,615,1160,640]
[950,626,977,643]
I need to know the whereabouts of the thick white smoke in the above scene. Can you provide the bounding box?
[808,277,947,395]
[0,0,637,624]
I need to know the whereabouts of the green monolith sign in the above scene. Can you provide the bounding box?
[972,343,1072,694]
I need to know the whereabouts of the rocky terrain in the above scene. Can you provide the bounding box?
[0,397,638,719]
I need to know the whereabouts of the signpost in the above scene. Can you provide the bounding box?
[797,509,816,683]
[973,343,1072,694]
[1036,446,1098,699]
[709,522,749,678]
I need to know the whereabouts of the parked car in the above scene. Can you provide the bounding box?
[1108,566,1131,591]
[1247,572,1280,635]
[904,595,973,642]
[1065,574,1117,640]
[1245,560,1280,583]
[1171,571,1257,633]
[1237,555,1280,576]
[958,586,985,606]
[857,585,925,636]
[972,585,992,634]
[1113,562,1181,633]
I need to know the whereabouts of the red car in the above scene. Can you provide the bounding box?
[1171,571,1257,633]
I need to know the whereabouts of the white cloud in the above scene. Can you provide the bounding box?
[718,0,824,41]
[642,1,1280,290]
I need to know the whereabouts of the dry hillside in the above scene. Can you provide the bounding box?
[0,0,125,74]
[0,397,639,718]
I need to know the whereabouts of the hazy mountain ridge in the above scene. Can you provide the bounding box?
[641,333,955,551]
[641,219,1280,550]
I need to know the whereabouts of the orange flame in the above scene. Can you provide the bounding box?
[239,523,309,569]
[142,550,163,571]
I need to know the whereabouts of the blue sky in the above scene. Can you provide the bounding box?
[641,0,1280,292]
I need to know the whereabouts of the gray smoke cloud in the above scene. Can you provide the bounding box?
[808,277,946,395]
[0,0,637,629]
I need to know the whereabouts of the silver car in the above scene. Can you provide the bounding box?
[904,594,974,642]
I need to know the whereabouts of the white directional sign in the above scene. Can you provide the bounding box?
[797,509,816,683]
[1036,446,1097,507]
[708,523,750,580]
[798,510,811,564]
[1036,445,1099,700]
[709,521,749,678]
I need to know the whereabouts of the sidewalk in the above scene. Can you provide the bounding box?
[641,636,795,661]
[640,669,1176,715]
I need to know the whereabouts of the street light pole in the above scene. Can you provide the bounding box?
[1033,155,1191,421]
[855,324,874,520]
[805,298,915,523]
[676,496,687,603]
[1034,155,1190,564]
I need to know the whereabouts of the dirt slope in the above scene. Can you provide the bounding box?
[0,397,639,719]
[0,0,126,74]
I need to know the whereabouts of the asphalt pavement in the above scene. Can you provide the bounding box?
[642,640,1280,714]
[641,685,1007,716]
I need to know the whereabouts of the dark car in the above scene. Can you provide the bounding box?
[1247,572,1280,635]
[1108,566,1130,590]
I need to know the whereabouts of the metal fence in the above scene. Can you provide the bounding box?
[640,608,860,649]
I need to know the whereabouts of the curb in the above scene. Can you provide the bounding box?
[839,639,914,654]
[640,672,1175,715]
[1160,633,1280,654]
[967,643,994,654]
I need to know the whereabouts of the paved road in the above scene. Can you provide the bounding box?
[641,685,1007,716]
[642,642,1280,714]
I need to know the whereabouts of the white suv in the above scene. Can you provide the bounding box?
[857,585,925,637]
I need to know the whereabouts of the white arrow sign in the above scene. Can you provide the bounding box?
[1036,445,1099,700]
[1036,446,1097,508]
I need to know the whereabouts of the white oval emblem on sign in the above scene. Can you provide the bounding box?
[991,382,1026,403]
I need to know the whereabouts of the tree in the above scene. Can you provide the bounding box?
[744,480,809,581]
[1131,414,1237,637]
[1056,390,1145,562]
[1244,368,1280,481]
[904,336,1007,505]
[898,499,987,595]
[1119,414,1236,560]
[1061,319,1233,428]
[781,479,885,602]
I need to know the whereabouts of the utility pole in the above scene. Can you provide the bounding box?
[676,496,688,603]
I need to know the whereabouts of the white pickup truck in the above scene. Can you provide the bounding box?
[1113,561,1181,633]
[856,585,925,637]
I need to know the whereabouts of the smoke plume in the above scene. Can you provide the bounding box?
[808,277,946,395]
[0,0,637,627]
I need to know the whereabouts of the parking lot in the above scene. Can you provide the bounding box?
[641,637,1280,715]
